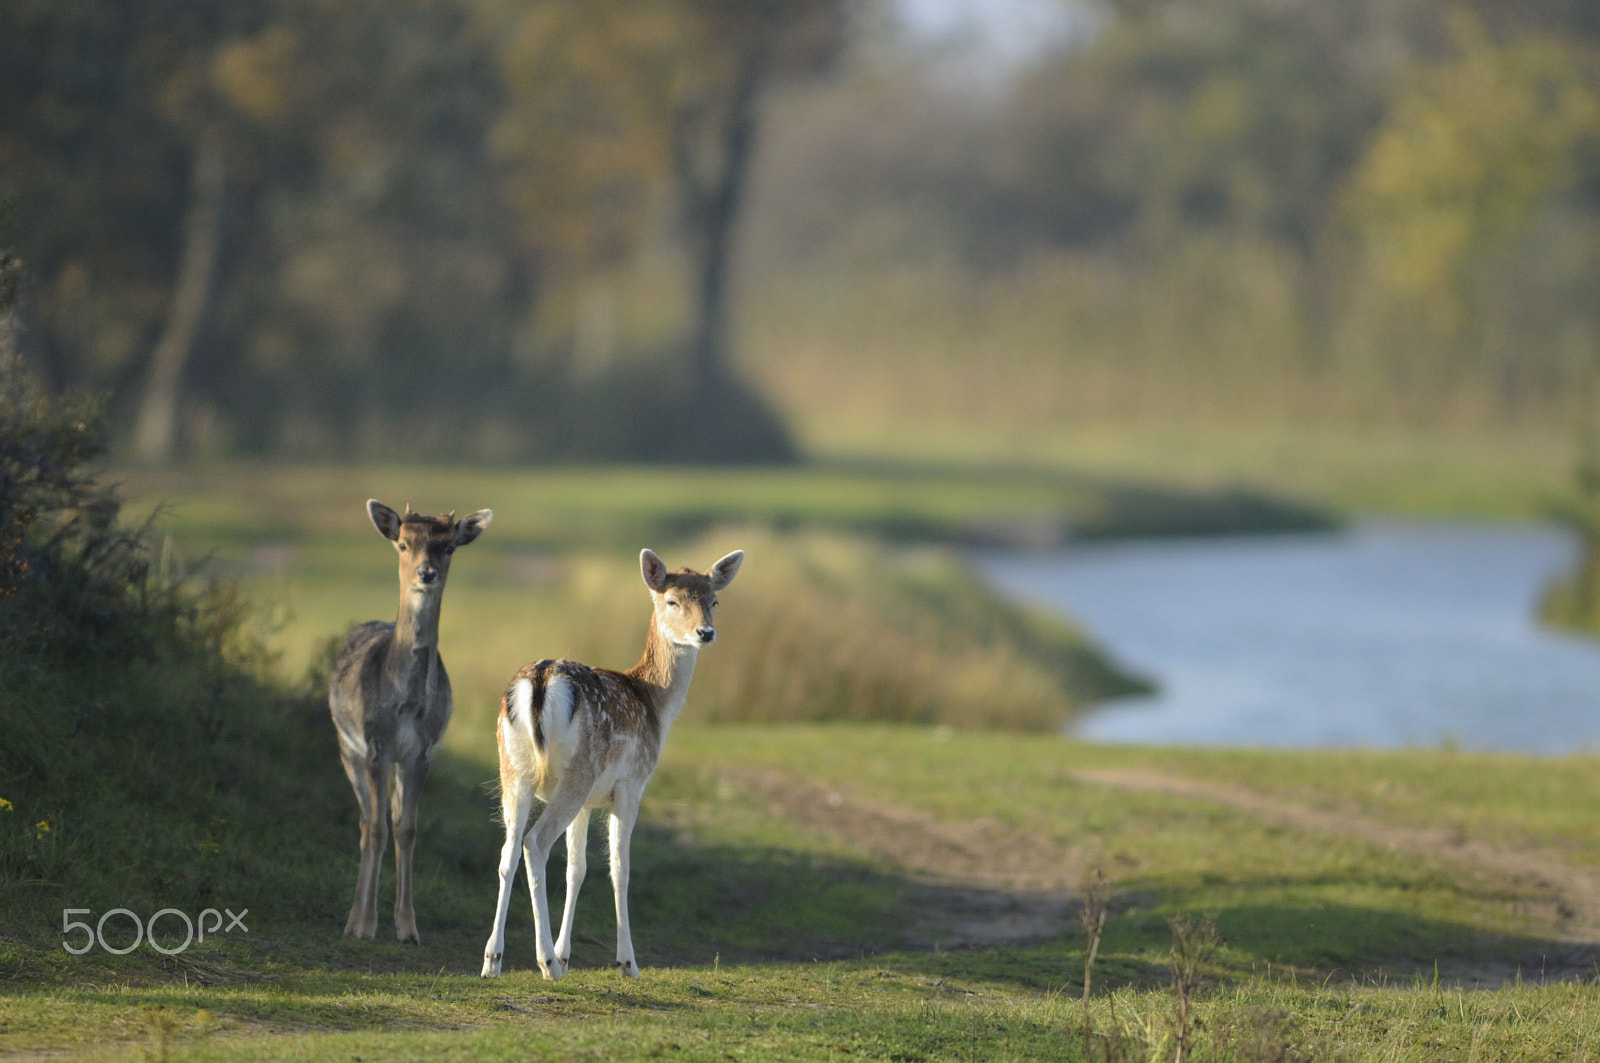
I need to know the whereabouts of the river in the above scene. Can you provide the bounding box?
[978,523,1600,753]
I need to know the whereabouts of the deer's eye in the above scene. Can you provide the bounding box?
[665,599,680,609]
[397,542,408,552]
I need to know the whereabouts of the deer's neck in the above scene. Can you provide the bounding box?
[389,588,443,682]
[628,618,698,727]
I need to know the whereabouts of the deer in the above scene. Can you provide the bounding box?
[480,547,744,981]
[329,499,492,942]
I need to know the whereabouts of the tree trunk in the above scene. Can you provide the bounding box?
[679,51,764,401]
[133,134,225,464]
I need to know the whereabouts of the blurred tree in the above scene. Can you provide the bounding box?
[0,0,254,404]
[1,0,536,460]
[3,0,840,462]
[1543,450,1600,636]
[667,0,847,407]
[1340,14,1600,338]
[735,0,1600,437]
[999,2,1393,257]
[480,0,673,283]
[130,17,318,461]
[130,135,224,463]
[205,0,524,459]
[1462,0,1600,46]
[0,195,19,326]
[481,0,844,459]
[0,195,22,594]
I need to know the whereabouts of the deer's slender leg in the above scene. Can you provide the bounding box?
[390,755,430,944]
[482,773,534,977]
[522,788,589,981]
[345,759,389,939]
[339,750,372,937]
[609,783,644,978]
[553,807,591,964]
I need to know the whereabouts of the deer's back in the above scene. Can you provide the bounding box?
[501,659,662,798]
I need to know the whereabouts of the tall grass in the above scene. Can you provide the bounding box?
[509,529,1150,732]
[736,245,1590,502]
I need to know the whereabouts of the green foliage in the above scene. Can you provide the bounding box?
[0,362,172,658]
[741,0,1600,452]
[0,375,334,928]
[12,0,1600,463]
[1540,450,1600,636]
[0,0,832,464]
[1011,3,1384,252]
[1341,12,1600,335]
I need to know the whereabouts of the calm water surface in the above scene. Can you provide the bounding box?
[979,523,1600,753]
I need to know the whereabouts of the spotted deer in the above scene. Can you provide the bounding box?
[481,547,744,980]
[329,500,492,942]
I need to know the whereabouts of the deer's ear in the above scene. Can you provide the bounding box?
[708,550,744,591]
[640,548,670,593]
[456,509,493,547]
[368,500,402,541]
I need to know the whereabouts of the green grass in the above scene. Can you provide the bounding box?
[11,972,1600,1061]
[9,724,1600,1059]
[661,727,1600,965]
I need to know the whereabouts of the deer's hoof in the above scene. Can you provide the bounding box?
[481,953,503,978]
[539,957,568,981]
[397,930,421,945]
[618,959,640,979]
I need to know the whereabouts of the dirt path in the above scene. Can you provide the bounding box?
[719,768,1094,949]
[718,764,1600,981]
[1071,767,1600,941]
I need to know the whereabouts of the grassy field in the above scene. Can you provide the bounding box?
[8,724,1600,1059]
[7,458,1600,1059]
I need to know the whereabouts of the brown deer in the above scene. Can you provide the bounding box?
[329,500,492,942]
[480,547,744,980]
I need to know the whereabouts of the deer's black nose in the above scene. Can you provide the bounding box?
[418,566,438,584]
[695,626,715,644]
